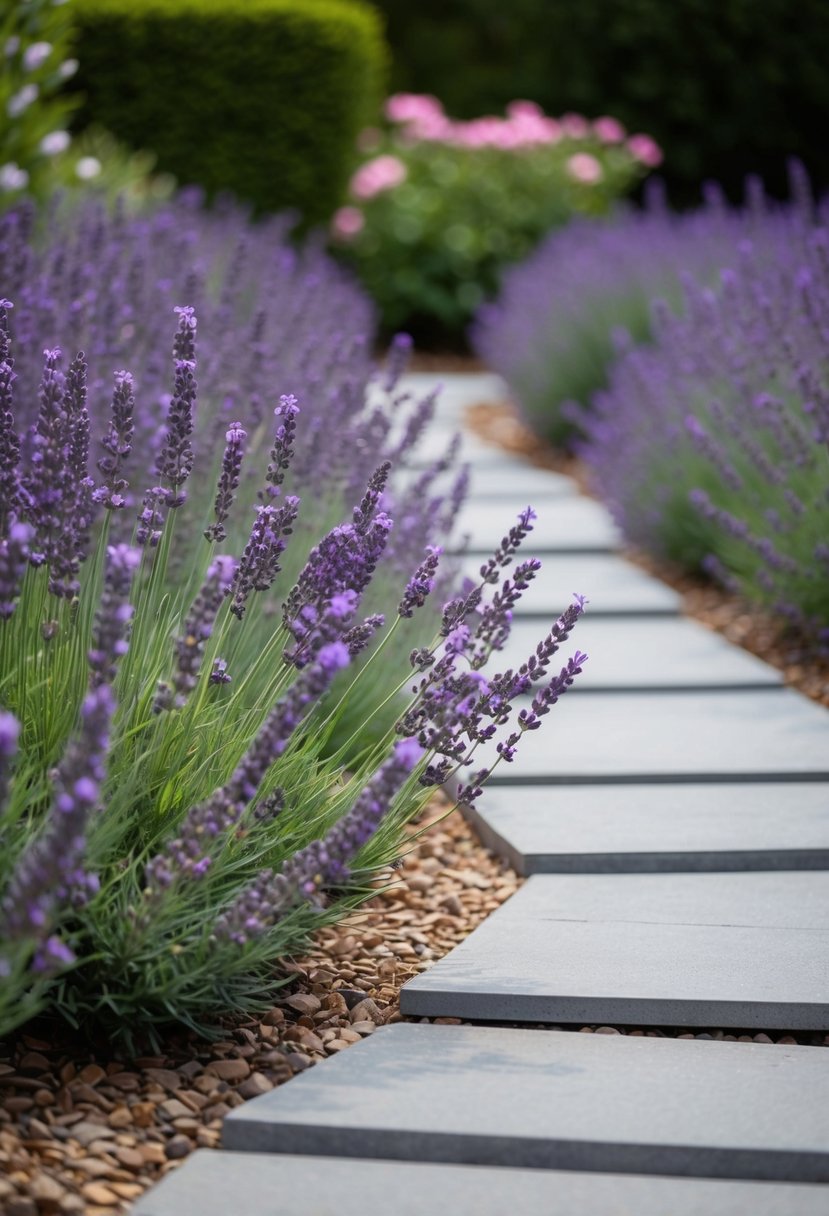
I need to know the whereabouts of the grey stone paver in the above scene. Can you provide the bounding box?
[133,1150,829,1215]
[401,873,829,1029]
[482,689,829,782]
[454,496,621,552]
[223,1022,829,1180]
[465,464,577,498]
[502,616,782,691]
[465,553,681,615]
[466,782,829,873]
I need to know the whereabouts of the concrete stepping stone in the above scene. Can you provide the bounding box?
[223,1022,829,1181]
[482,689,829,783]
[134,1149,829,1215]
[501,616,782,691]
[399,371,508,420]
[466,782,829,873]
[466,464,577,499]
[464,553,681,616]
[401,872,829,1030]
[454,497,621,552]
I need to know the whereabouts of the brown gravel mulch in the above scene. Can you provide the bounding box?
[0,801,518,1215]
[465,399,829,709]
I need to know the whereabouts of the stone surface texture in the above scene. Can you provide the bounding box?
[401,873,829,1029]
[134,1150,829,1216]
[223,1023,829,1181]
[467,783,829,873]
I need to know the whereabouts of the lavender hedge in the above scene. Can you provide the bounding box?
[579,215,829,642]
[472,179,814,447]
[0,196,587,1041]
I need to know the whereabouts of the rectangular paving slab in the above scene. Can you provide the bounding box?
[466,782,829,873]
[464,553,681,616]
[223,1022,829,1181]
[501,616,782,691]
[482,689,829,783]
[454,497,621,553]
[134,1150,829,1216]
[401,872,829,1030]
[466,464,578,499]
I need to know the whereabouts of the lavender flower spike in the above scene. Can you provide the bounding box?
[214,737,421,944]
[171,554,237,703]
[0,520,32,618]
[205,421,246,542]
[0,708,20,809]
[87,544,141,688]
[260,394,300,501]
[230,497,299,619]
[398,545,442,617]
[478,506,537,584]
[155,307,197,506]
[95,371,135,510]
[1,682,115,946]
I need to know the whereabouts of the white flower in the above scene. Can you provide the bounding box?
[7,84,38,118]
[75,156,102,181]
[39,130,71,157]
[57,58,78,80]
[23,41,52,72]
[4,37,20,58]
[0,163,29,192]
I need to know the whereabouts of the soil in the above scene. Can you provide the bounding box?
[465,399,829,709]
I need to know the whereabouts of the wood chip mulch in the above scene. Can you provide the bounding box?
[465,400,829,709]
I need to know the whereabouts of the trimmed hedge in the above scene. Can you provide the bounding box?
[71,0,388,225]
[373,0,829,204]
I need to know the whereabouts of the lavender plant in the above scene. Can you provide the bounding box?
[473,179,812,448]
[0,198,587,1041]
[578,210,829,643]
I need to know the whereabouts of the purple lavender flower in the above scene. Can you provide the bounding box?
[87,544,141,688]
[170,554,237,703]
[1,682,114,944]
[0,708,20,809]
[260,394,299,501]
[154,307,197,507]
[205,421,246,542]
[0,519,32,617]
[213,737,421,944]
[229,498,299,620]
[398,545,442,617]
[95,371,135,510]
[145,641,352,891]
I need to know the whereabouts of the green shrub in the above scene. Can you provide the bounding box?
[0,0,79,205]
[71,0,388,225]
[331,96,653,344]
[372,0,829,206]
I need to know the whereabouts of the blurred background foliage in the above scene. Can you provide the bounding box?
[372,0,829,207]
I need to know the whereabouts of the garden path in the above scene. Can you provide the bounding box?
[135,373,829,1214]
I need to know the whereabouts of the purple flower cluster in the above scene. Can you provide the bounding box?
[473,176,820,447]
[579,208,829,638]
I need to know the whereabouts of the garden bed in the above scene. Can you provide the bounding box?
[465,398,829,710]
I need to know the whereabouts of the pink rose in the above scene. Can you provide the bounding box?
[330,206,364,240]
[385,93,444,125]
[349,155,407,201]
[593,116,626,144]
[566,152,603,184]
[627,134,663,167]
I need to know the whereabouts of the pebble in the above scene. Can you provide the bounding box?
[164,1135,192,1161]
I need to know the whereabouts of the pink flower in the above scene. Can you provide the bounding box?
[349,155,407,201]
[560,112,590,139]
[627,134,663,167]
[566,152,603,184]
[385,93,444,125]
[506,100,545,121]
[593,116,626,144]
[330,206,364,240]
